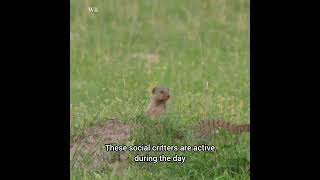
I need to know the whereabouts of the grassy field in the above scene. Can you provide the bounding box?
[71,0,250,179]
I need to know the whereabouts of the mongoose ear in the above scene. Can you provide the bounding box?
[152,87,157,94]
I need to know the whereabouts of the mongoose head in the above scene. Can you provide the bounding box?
[151,86,170,102]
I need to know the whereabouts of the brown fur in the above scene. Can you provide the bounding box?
[145,86,170,118]
[194,119,250,138]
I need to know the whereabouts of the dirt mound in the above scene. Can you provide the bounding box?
[70,119,131,173]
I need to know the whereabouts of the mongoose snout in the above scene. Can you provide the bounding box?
[158,91,170,101]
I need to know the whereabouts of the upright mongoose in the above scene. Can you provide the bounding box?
[145,86,170,118]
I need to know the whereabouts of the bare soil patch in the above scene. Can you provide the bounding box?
[70,119,131,174]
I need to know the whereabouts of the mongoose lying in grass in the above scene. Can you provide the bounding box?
[145,86,249,136]
[194,119,250,138]
[145,86,170,118]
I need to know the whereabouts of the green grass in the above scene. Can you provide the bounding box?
[71,0,250,179]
